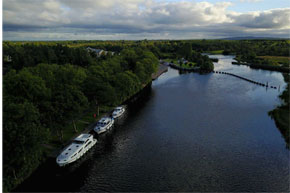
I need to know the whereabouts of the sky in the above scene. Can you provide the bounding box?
[3,0,290,40]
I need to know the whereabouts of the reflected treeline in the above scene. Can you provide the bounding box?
[269,74,289,149]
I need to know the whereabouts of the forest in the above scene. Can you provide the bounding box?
[3,43,159,191]
[3,39,289,191]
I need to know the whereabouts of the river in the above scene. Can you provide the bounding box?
[14,55,289,192]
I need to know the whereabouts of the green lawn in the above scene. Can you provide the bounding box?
[179,62,196,68]
[163,58,196,68]
[48,105,114,150]
[257,56,290,66]
[207,50,224,54]
[163,58,178,64]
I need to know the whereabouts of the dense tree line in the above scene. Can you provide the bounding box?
[3,44,158,191]
[3,43,96,73]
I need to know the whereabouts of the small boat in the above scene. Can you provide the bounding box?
[93,117,114,134]
[56,134,97,167]
[112,106,125,119]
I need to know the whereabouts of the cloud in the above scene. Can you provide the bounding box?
[3,0,290,40]
[228,8,290,29]
[240,0,263,2]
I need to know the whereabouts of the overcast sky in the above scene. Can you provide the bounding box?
[3,0,290,40]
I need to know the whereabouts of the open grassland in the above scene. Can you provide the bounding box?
[207,50,224,54]
[257,56,290,65]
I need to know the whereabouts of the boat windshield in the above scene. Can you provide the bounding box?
[73,140,84,144]
[98,122,105,126]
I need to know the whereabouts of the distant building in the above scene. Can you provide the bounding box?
[178,58,188,64]
[86,47,115,57]
[86,47,104,57]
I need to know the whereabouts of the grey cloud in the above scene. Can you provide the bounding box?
[229,8,290,29]
[3,0,290,40]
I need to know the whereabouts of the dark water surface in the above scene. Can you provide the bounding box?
[14,55,289,192]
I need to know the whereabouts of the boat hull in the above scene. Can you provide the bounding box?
[57,139,97,167]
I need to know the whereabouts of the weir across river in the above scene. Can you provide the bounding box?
[213,70,279,90]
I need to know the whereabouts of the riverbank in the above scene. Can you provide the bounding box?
[269,74,289,148]
[11,63,166,191]
[50,63,167,157]
[152,63,168,80]
[232,58,289,148]
[232,60,289,73]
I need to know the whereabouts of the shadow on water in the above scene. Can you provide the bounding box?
[12,83,153,193]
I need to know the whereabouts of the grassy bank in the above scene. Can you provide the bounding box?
[233,56,289,73]
[47,106,111,153]
[46,78,154,157]
[163,58,196,68]
[256,56,290,67]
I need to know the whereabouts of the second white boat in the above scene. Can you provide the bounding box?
[93,117,114,134]
[112,106,125,119]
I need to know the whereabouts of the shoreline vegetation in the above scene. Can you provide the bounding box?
[232,60,289,73]
[269,74,290,148]
[3,43,160,191]
[3,39,289,191]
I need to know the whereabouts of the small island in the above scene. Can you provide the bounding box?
[161,43,214,72]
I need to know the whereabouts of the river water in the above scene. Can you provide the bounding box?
[14,55,289,192]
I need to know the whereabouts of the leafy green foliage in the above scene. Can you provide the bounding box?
[3,44,159,191]
[3,100,49,191]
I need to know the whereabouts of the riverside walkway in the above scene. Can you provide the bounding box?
[152,63,168,80]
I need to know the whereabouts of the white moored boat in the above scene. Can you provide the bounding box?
[56,134,97,167]
[93,117,114,134]
[112,106,125,119]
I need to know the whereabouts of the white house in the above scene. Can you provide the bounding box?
[86,47,115,57]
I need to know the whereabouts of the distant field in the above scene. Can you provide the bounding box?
[257,56,290,65]
[207,50,224,54]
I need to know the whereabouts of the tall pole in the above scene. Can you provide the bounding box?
[96,99,99,116]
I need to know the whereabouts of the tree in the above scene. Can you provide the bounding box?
[113,71,141,101]
[178,43,192,59]
[3,100,49,191]
[200,60,214,72]
[121,48,138,71]
[4,69,51,125]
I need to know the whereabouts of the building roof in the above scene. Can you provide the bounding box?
[86,47,103,54]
